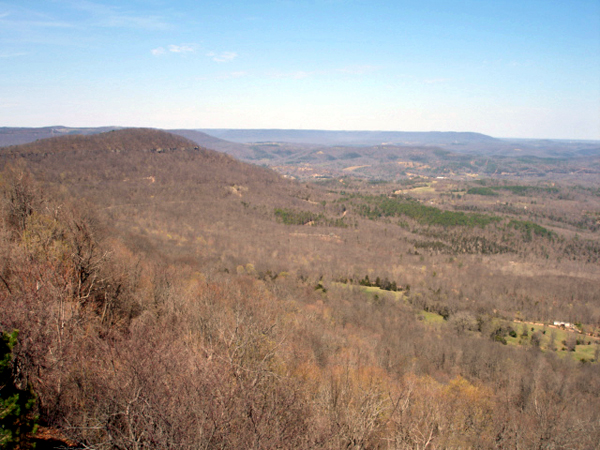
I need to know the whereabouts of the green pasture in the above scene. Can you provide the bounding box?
[418,310,445,324]
[335,283,598,362]
[408,184,435,193]
[506,321,598,362]
[358,285,405,301]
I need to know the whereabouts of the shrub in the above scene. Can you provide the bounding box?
[493,335,507,345]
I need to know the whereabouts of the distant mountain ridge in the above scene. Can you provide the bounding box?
[0,126,120,147]
[1,127,598,161]
[197,129,500,147]
[196,129,600,159]
[168,129,251,159]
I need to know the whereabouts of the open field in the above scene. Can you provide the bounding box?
[345,283,599,362]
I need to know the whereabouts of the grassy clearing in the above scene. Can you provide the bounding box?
[360,285,446,325]
[575,344,598,362]
[418,310,445,324]
[337,283,446,325]
[343,165,371,172]
[506,321,599,362]
[356,285,406,301]
[408,185,435,193]
[393,182,436,194]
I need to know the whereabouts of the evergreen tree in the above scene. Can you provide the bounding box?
[0,331,37,449]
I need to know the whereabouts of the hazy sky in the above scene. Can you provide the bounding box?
[1,0,599,139]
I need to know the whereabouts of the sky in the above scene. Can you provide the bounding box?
[1,0,599,139]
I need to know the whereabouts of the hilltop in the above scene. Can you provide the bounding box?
[0,128,318,265]
[0,127,281,193]
[0,127,195,157]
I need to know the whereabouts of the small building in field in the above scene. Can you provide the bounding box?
[553,321,573,329]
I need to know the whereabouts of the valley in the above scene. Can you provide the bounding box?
[1,128,599,449]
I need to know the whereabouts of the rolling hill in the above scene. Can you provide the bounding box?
[0,128,322,267]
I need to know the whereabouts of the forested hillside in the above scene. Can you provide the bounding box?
[1,129,599,449]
